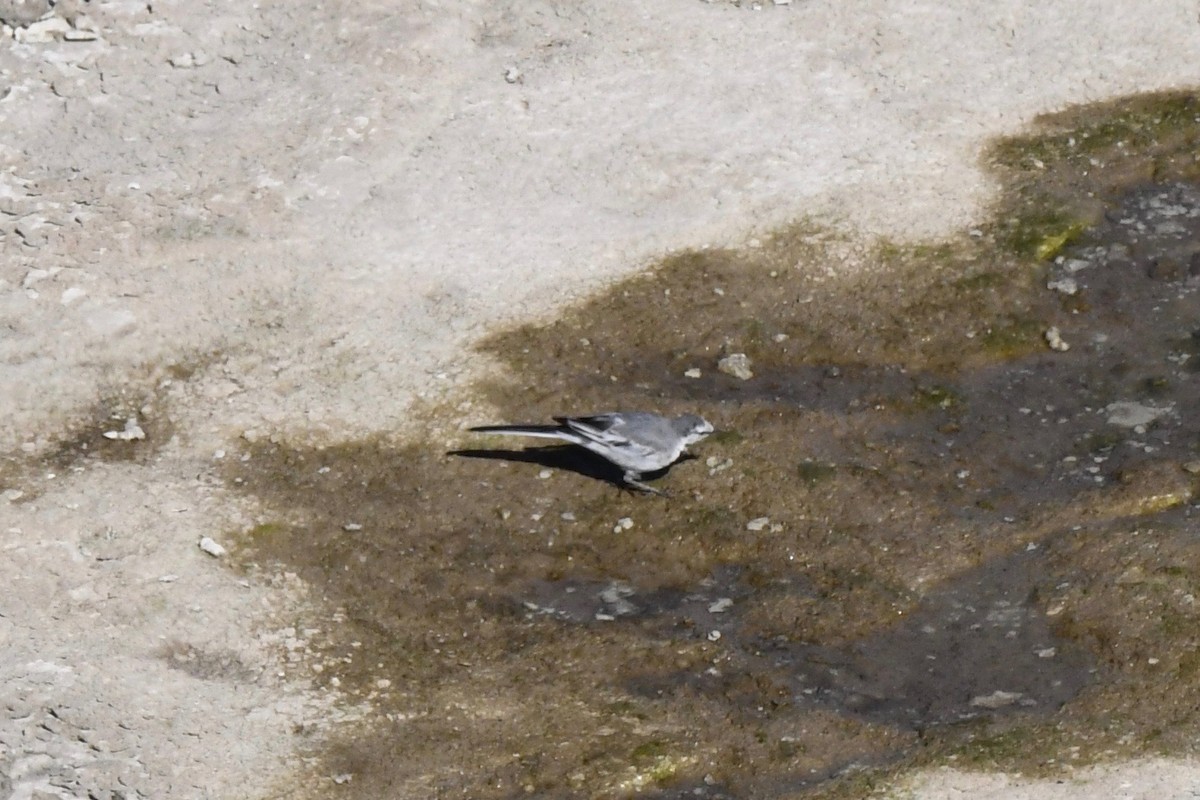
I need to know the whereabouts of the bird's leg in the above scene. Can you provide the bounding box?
[623,471,667,496]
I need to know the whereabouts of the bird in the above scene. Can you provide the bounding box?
[469,411,714,495]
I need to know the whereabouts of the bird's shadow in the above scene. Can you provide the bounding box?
[449,445,695,492]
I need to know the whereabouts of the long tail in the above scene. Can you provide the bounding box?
[469,424,574,441]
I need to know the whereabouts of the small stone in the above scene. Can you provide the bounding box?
[1044,326,1069,352]
[969,690,1025,709]
[22,267,53,288]
[773,333,789,342]
[706,456,733,475]
[560,512,576,521]
[1106,401,1172,428]
[718,353,754,380]
[746,516,770,531]
[1182,461,1200,475]
[169,52,209,68]
[15,14,70,42]
[537,469,552,479]
[0,0,52,28]
[158,574,179,583]
[503,66,521,83]
[102,417,145,441]
[708,598,733,613]
[60,286,86,305]
[332,773,352,785]
[1062,258,1091,273]
[342,522,363,532]
[198,537,226,558]
[707,630,722,641]
[86,306,137,337]
[613,517,634,533]
[684,368,702,379]
[1036,647,1057,658]
[1046,277,1078,295]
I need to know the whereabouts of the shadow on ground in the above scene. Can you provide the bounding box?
[225,91,1200,799]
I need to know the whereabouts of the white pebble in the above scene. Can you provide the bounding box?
[1044,327,1069,352]
[538,469,552,479]
[718,353,754,380]
[342,522,363,532]
[613,517,634,533]
[102,417,145,441]
[60,286,87,305]
[198,537,226,558]
[684,368,702,379]
[708,598,733,613]
[746,517,770,531]
[1047,277,1078,295]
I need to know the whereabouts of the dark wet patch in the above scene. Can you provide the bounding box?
[228,91,1200,799]
[0,390,175,503]
[156,639,261,684]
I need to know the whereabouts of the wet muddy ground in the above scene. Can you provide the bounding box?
[221,92,1200,798]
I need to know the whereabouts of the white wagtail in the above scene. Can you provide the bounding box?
[470,411,714,495]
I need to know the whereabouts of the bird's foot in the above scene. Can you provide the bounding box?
[623,473,668,497]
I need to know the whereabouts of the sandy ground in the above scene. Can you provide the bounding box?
[2,0,1200,797]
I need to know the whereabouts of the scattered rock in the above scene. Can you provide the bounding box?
[13,12,69,42]
[0,0,53,28]
[22,267,56,288]
[1044,326,1069,352]
[85,306,137,338]
[746,516,770,531]
[342,522,363,532]
[683,367,702,379]
[169,52,210,69]
[1105,401,1173,428]
[503,66,521,84]
[612,517,634,533]
[198,537,226,558]
[969,690,1027,709]
[1046,276,1078,295]
[717,352,753,380]
[102,417,145,441]
[706,456,733,475]
[60,286,86,305]
[708,598,733,613]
